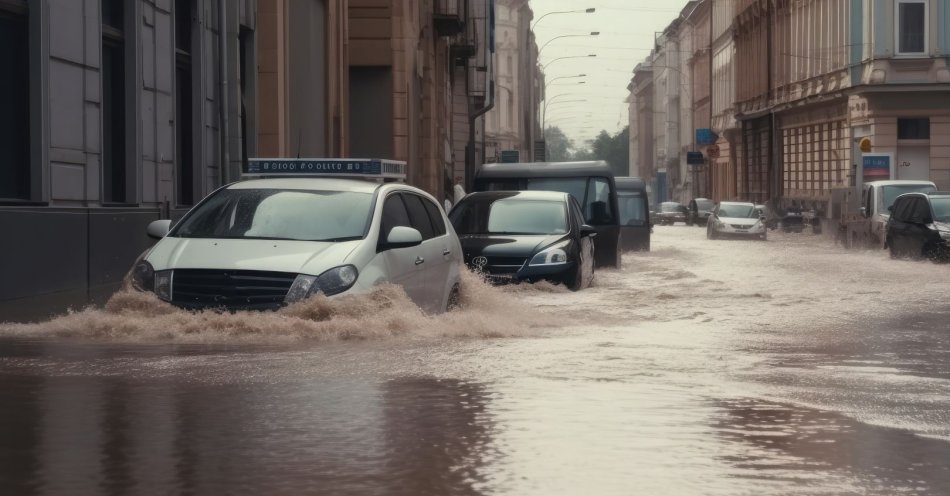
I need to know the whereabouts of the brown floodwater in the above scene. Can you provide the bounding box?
[1,227,949,495]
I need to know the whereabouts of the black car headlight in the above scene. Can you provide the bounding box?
[529,241,571,266]
[131,261,154,292]
[285,265,359,303]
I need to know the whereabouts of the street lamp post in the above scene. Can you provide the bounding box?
[538,32,600,59]
[531,8,595,31]
[542,54,596,72]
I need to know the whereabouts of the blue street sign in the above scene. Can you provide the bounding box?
[696,128,717,146]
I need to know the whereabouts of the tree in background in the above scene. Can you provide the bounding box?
[544,126,573,162]
[547,126,629,176]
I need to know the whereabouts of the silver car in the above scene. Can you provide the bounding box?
[707,201,768,241]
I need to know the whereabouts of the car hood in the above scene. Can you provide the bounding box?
[145,237,361,275]
[459,234,567,259]
[718,216,759,226]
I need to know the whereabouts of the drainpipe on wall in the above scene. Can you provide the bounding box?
[218,0,231,184]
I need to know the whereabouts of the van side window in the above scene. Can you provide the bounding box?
[587,177,615,225]
[892,197,912,222]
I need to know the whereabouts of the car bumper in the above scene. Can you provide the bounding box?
[475,262,577,285]
[711,225,767,238]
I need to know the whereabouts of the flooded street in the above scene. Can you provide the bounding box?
[2,227,949,495]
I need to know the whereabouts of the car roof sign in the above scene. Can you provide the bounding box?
[243,158,407,181]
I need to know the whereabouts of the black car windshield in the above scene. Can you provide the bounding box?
[931,197,950,222]
[451,198,568,235]
[718,204,757,218]
[173,189,374,241]
[618,192,647,226]
[696,199,714,210]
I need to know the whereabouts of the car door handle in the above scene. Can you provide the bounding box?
[415,256,425,265]
[442,249,451,256]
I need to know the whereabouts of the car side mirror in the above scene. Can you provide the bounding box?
[887,205,894,212]
[383,226,423,250]
[580,224,598,238]
[147,219,172,240]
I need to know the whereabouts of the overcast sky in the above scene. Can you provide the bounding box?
[529,0,685,147]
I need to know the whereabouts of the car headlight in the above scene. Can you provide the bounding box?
[285,265,359,303]
[154,271,173,301]
[131,261,154,292]
[529,242,570,266]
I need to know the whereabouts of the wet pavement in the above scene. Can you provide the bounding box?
[1,226,949,495]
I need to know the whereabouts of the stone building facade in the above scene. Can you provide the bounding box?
[0,0,255,321]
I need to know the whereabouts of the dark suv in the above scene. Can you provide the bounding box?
[687,198,714,226]
[886,192,950,262]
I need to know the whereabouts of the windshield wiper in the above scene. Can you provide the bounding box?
[313,236,364,242]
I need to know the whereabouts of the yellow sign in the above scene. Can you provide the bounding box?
[859,137,872,153]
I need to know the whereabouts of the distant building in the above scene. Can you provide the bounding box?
[484,0,542,164]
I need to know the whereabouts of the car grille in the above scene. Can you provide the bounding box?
[171,269,297,310]
[486,257,527,274]
[731,224,753,229]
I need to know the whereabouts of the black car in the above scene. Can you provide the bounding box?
[655,202,688,225]
[886,192,950,262]
[687,198,714,226]
[449,191,596,290]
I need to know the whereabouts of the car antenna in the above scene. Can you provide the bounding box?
[296,127,302,159]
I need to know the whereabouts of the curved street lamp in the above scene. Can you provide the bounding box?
[531,8,595,31]
[542,54,596,72]
[546,74,586,88]
[538,32,600,59]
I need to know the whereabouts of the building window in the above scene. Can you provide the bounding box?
[0,1,30,201]
[175,0,195,206]
[897,0,927,55]
[102,0,127,203]
[507,90,514,130]
[898,118,930,140]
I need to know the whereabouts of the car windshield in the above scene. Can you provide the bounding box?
[882,184,936,211]
[660,203,682,212]
[173,189,374,241]
[718,204,757,218]
[696,199,714,210]
[451,198,568,235]
[618,192,647,226]
[480,176,616,226]
[931,197,950,222]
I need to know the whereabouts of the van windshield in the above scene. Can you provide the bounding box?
[932,197,950,222]
[882,184,936,211]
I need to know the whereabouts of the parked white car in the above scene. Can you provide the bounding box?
[706,201,768,241]
[132,159,463,314]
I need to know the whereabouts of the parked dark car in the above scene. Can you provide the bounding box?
[780,207,805,233]
[687,198,715,226]
[886,192,950,262]
[449,191,597,290]
[655,202,688,225]
[616,177,651,251]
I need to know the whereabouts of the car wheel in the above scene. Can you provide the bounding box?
[445,284,461,311]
